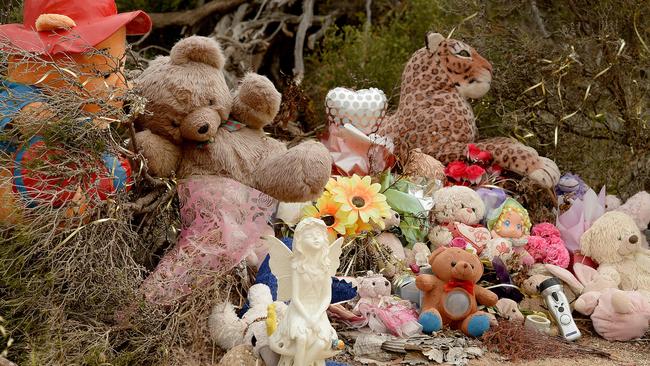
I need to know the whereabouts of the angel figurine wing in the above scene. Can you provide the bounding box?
[328,237,344,277]
[264,235,293,301]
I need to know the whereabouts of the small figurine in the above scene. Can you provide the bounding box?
[486,198,534,265]
[266,218,345,366]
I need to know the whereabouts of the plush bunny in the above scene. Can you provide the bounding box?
[353,272,421,337]
[546,263,650,341]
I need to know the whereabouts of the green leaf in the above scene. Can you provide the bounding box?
[379,171,393,192]
[399,215,428,245]
[384,189,424,214]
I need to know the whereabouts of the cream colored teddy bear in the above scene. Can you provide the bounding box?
[427,186,487,249]
[209,284,287,365]
[581,211,650,300]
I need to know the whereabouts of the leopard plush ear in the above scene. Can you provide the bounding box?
[425,32,444,52]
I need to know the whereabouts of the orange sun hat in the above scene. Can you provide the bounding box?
[0,0,152,55]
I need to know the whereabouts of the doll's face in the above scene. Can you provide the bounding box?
[496,211,524,238]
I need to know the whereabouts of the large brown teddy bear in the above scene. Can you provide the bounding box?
[133,36,331,202]
[416,247,498,336]
[377,32,560,188]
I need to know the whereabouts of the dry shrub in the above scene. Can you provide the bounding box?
[0,38,248,365]
[481,320,611,362]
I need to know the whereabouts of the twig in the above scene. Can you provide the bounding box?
[149,0,247,29]
[292,0,314,84]
[529,0,550,38]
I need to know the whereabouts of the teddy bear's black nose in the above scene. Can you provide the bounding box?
[198,124,210,134]
[629,235,638,244]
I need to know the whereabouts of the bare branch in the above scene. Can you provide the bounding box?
[149,0,247,29]
[293,0,314,84]
[530,0,550,38]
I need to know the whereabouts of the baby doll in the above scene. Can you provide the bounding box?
[486,198,534,265]
[353,272,421,337]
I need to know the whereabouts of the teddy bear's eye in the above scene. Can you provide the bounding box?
[512,309,517,313]
[384,281,389,287]
[372,281,375,286]
[460,204,465,209]
[171,120,180,128]
[618,236,622,240]
[451,261,457,267]
[470,264,474,269]
[209,99,215,106]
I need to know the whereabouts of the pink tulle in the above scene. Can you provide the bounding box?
[525,223,570,268]
[140,176,278,306]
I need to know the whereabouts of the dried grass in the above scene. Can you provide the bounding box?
[0,37,249,365]
[481,320,611,362]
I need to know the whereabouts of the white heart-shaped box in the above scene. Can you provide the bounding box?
[326,87,387,135]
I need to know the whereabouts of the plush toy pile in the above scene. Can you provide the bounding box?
[0,2,648,365]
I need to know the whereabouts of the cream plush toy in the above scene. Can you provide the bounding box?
[580,211,650,300]
[605,191,650,247]
[427,186,488,251]
[209,284,287,365]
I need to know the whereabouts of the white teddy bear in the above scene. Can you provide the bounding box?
[209,284,287,365]
[427,185,487,250]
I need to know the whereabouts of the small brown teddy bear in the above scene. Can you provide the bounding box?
[416,246,498,336]
[133,36,331,202]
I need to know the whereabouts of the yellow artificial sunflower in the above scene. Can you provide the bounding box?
[345,220,374,236]
[330,175,391,229]
[303,191,352,241]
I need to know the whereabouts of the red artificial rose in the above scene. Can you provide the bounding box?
[444,161,467,181]
[490,164,503,175]
[464,164,486,184]
[477,150,493,163]
[467,144,481,161]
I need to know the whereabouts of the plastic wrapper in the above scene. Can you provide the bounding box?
[556,186,606,252]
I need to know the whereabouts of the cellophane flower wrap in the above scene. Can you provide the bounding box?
[141,176,278,306]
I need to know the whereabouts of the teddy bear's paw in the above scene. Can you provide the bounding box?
[528,157,560,188]
[288,141,332,198]
[418,310,442,334]
[462,312,491,337]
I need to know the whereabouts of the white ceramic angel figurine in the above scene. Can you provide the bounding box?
[266,218,344,366]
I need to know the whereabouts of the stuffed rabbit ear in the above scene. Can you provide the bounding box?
[573,262,599,285]
[544,263,584,294]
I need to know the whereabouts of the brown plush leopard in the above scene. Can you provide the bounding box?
[378,32,560,188]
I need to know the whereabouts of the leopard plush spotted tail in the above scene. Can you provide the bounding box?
[377,32,560,188]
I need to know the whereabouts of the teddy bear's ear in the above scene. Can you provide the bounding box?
[425,32,445,52]
[428,246,447,263]
[170,36,225,69]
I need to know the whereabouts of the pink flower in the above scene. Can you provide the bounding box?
[525,235,548,262]
[531,223,562,240]
[445,161,468,181]
[464,164,486,184]
[544,241,570,268]
[450,237,469,249]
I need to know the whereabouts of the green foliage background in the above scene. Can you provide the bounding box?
[306,0,650,197]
